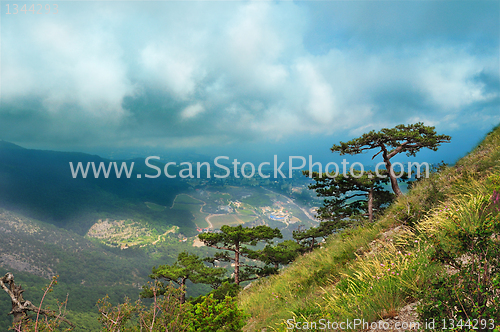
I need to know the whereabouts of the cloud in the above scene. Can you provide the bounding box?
[0,1,498,150]
[140,43,202,100]
[181,103,205,120]
[2,14,135,124]
[294,59,337,124]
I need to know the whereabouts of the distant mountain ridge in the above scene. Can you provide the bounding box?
[0,140,25,149]
[0,141,194,235]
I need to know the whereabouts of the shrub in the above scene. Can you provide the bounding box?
[417,190,500,331]
[190,294,248,332]
[97,282,192,332]
[97,281,248,332]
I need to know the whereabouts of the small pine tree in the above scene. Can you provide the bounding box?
[198,225,282,285]
[145,251,225,303]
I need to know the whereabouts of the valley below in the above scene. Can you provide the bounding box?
[0,142,320,331]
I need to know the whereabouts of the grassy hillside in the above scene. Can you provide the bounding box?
[239,125,500,331]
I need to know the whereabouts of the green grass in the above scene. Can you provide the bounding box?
[209,214,245,229]
[171,194,208,228]
[239,218,396,331]
[173,194,204,205]
[209,192,232,204]
[236,215,258,223]
[238,208,257,216]
[239,124,500,331]
[241,194,273,207]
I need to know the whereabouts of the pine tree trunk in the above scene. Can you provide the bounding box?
[382,152,403,197]
[180,278,186,304]
[234,244,240,285]
[368,187,374,222]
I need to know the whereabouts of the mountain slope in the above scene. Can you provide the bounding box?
[0,206,217,331]
[239,124,500,331]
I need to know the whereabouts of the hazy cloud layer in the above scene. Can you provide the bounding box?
[1,1,498,150]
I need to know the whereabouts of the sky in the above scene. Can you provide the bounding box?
[1,0,499,165]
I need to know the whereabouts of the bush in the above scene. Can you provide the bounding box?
[97,281,248,332]
[417,189,500,331]
[97,282,192,332]
[190,293,248,332]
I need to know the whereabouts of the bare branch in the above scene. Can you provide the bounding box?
[1,273,75,327]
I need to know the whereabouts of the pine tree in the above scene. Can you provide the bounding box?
[198,225,282,285]
[305,169,395,224]
[331,122,451,196]
[146,251,225,303]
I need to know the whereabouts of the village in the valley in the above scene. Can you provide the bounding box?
[83,183,321,249]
